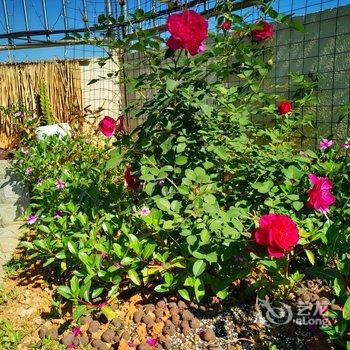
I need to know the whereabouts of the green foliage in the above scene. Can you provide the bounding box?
[39,80,54,125]
[11,3,350,347]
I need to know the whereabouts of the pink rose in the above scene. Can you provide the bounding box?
[99,116,116,137]
[255,214,299,258]
[251,21,273,41]
[166,10,208,56]
[307,174,336,213]
[278,100,293,115]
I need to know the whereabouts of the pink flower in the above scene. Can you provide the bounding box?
[101,251,109,259]
[307,174,336,213]
[255,214,299,258]
[342,142,349,149]
[26,214,38,225]
[124,167,140,190]
[166,10,208,56]
[278,101,293,115]
[21,147,29,154]
[56,179,65,189]
[146,337,158,347]
[99,116,116,137]
[67,344,76,349]
[54,210,64,219]
[25,167,33,175]
[220,20,231,31]
[14,111,23,118]
[319,139,333,150]
[251,21,273,41]
[37,178,43,186]
[72,327,81,337]
[127,340,136,348]
[98,300,108,309]
[140,207,151,216]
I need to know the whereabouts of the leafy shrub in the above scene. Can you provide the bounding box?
[12,2,350,344]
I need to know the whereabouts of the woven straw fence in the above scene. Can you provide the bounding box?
[0,60,83,149]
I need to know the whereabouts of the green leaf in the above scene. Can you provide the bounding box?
[166,79,179,92]
[57,286,72,300]
[143,243,156,259]
[73,305,87,320]
[305,249,315,265]
[178,288,191,301]
[193,260,206,277]
[155,197,170,212]
[70,276,80,297]
[67,241,78,255]
[101,305,117,322]
[251,180,273,194]
[194,278,205,301]
[128,269,141,285]
[201,104,213,117]
[343,297,350,320]
[287,20,304,32]
[175,155,188,165]
[292,201,304,211]
[92,287,104,299]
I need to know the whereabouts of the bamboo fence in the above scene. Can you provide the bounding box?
[0,60,83,149]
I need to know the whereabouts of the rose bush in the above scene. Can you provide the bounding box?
[12,2,350,344]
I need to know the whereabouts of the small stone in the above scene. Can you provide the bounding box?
[169,307,178,316]
[155,308,164,319]
[112,317,124,329]
[146,321,155,331]
[181,310,193,321]
[208,344,221,350]
[162,341,172,350]
[121,331,131,340]
[177,300,187,309]
[137,344,151,350]
[79,335,90,346]
[101,329,115,343]
[46,328,59,340]
[80,315,93,325]
[201,329,216,342]
[171,314,180,325]
[133,310,144,323]
[144,304,155,313]
[190,318,201,329]
[92,339,108,350]
[38,326,48,339]
[180,320,189,329]
[182,326,192,336]
[168,302,177,308]
[301,292,311,302]
[142,313,155,324]
[156,300,166,308]
[189,302,198,309]
[163,321,175,336]
[62,334,75,346]
[88,320,101,333]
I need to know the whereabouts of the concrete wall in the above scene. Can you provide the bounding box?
[0,161,29,227]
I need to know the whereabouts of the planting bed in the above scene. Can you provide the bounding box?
[0,247,335,350]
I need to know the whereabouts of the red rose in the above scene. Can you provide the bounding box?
[278,101,293,115]
[99,116,116,137]
[255,214,299,258]
[220,20,231,31]
[116,115,125,132]
[251,21,273,41]
[307,174,336,214]
[124,167,140,190]
[166,10,208,56]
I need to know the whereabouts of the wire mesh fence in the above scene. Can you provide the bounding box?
[0,0,349,148]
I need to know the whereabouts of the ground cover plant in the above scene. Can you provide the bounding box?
[11,0,350,348]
